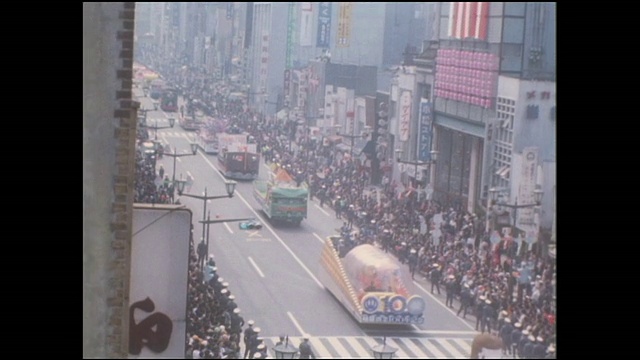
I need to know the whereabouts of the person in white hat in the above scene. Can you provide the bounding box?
[511,322,523,357]
[475,295,486,331]
[518,329,530,358]
[243,321,256,359]
[298,334,315,359]
[230,308,244,337]
[545,344,556,359]
[408,248,419,280]
[522,334,536,358]
[429,263,442,295]
[445,274,456,308]
[500,317,513,355]
[246,327,261,359]
[533,336,547,358]
[457,283,472,318]
[481,298,496,334]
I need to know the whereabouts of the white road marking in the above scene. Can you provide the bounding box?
[198,151,326,289]
[248,256,265,278]
[286,311,307,336]
[177,157,181,162]
[223,222,234,234]
[422,338,449,358]
[412,280,476,331]
[314,204,330,216]
[364,329,477,336]
[385,338,410,358]
[187,171,193,179]
[438,337,467,358]
[325,337,350,357]
[312,233,325,244]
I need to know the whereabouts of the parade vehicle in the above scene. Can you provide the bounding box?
[160,88,179,112]
[319,237,426,325]
[149,79,164,100]
[238,219,263,230]
[253,167,308,226]
[179,113,203,131]
[196,127,219,154]
[196,118,227,154]
[217,132,260,180]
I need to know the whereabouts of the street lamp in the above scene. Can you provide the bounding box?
[177,182,238,266]
[164,142,198,202]
[395,149,439,189]
[488,186,544,236]
[337,130,368,159]
[371,336,398,359]
[272,336,298,359]
[140,118,176,140]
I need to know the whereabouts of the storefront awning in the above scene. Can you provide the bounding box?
[434,113,485,138]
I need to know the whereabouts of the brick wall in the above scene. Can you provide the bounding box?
[83,2,137,358]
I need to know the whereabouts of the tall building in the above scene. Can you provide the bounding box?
[247,2,288,115]
[407,2,555,240]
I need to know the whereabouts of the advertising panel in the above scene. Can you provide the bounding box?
[129,206,192,358]
[418,99,433,161]
[299,2,314,46]
[399,91,412,142]
[316,2,332,48]
[336,2,352,48]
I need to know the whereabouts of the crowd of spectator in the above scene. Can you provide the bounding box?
[134,144,172,204]
[135,57,556,358]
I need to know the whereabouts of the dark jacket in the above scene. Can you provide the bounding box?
[500,323,514,344]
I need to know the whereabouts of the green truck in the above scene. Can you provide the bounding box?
[253,168,308,226]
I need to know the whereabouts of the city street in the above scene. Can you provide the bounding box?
[136,89,479,358]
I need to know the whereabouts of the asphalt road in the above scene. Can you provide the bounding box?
[134,87,479,358]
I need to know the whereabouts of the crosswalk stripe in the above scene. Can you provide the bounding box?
[409,337,440,358]
[262,336,471,358]
[308,337,333,358]
[324,337,351,358]
[397,337,424,358]
[349,337,373,356]
[448,338,472,358]
[356,337,377,357]
[387,338,412,358]
[422,339,447,359]
[337,337,362,358]
[438,339,466,358]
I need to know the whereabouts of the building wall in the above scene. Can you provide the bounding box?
[383,2,420,67]
[329,3,385,67]
[84,2,137,357]
[248,2,288,114]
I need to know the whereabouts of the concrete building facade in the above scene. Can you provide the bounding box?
[247,2,288,115]
[83,2,138,357]
[426,2,556,219]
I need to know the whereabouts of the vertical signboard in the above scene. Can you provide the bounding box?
[346,97,355,137]
[324,85,335,128]
[129,206,191,358]
[259,31,269,91]
[316,2,332,48]
[399,91,412,142]
[516,147,538,231]
[300,2,314,46]
[284,69,291,98]
[336,2,352,48]
[418,99,433,161]
[286,2,296,69]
